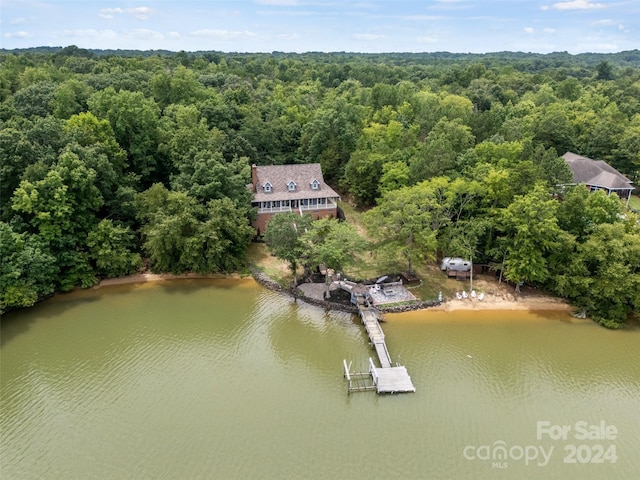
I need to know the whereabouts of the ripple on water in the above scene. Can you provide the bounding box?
[2,282,639,479]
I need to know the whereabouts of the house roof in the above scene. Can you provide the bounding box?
[562,152,633,190]
[251,163,340,203]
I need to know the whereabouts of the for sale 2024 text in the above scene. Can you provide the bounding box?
[537,420,618,465]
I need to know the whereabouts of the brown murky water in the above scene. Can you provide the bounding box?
[2,279,638,479]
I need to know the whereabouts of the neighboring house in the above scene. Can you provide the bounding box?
[562,152,635,206]
[249,163,341,235]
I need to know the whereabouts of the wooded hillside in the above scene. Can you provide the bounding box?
[1,47,638,326]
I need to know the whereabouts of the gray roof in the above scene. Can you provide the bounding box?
[251,163,340,203]
[562,152,633,190]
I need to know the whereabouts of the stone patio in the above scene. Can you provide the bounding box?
[297,281,416,306]
[365,283,417,306]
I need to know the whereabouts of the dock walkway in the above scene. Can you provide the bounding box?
[344,301,415,394]
[359,306,393,368]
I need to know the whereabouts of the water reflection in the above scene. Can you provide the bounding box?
[1,281,639,479]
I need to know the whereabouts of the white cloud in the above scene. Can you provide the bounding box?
[130,7,153,15]
[589,20,627,32]
[352,33,384,40]
[100,8,123,19]
[99,7,153,20]
[102,8,124,14]
[168,32,181,39]
[10,17,27,25]
[189,29,258,40]
[551,0,605,10]
[523,26,558,36]
[592,19,616,26]
[129,7,153,20]
[4,31,32,38]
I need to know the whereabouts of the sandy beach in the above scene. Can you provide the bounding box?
[429,294,573,312]
[94,272,241,288]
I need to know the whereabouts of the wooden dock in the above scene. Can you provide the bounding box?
[359,306,392,368]
[343,302,415,394]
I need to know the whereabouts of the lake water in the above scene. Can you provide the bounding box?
[1,279,639,479]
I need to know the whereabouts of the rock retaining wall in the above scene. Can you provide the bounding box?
[249,267,285,292]
[250,267,441,314]
[378,300,441,313]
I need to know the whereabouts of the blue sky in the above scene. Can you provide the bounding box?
[1,0,638,53]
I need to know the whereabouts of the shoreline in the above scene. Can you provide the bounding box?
[94,272,244,288]
[429,297,573,312]
[97,271,574,314]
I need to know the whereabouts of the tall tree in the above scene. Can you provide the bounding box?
[364,181,446,274]
[570,218,640,327]
[87,219,141,278]
[300,217,366,298]
[0,223,57,313]
[88,87,161,184]
[264,212,314,286]
[136,185,254,273]
[11,149,104,290]
[409,118,474,182]
[497,183,566,291]
[300,96,365,183]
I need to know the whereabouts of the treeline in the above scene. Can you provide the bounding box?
[0,47,638,325]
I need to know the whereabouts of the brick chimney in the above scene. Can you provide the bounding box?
[251,164,258,191]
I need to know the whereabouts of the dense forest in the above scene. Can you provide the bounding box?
[1,46,639,327]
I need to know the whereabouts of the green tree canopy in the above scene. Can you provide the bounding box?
[264,212,314,285]
[0,223,57,313]
[300,217,366,298]
[497,183,567,291]
[135,184,254,273]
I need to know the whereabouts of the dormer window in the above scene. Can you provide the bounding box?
[310,179,320,190]
[263,182,272,193]
[287,181,296,192]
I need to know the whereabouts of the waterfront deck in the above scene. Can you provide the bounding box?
[343,302,415,394]
[370,362,416,394]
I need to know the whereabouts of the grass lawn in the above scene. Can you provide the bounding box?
[249,200,470,302]
[339,200,464,300]
[246,242,293,286]
[628,195,640,213]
